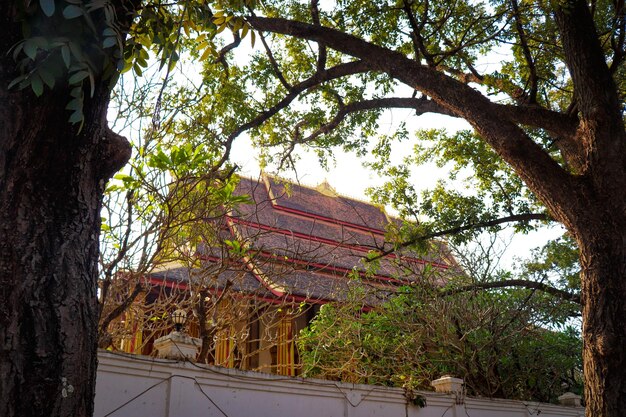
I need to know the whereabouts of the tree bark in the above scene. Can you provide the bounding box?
[0,4,131,417]
[552,3,626,413]
[571,206,626,416]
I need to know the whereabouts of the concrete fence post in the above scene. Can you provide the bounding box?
[153,331,201,360]
[431,376,464,395]
[558,392,582,408]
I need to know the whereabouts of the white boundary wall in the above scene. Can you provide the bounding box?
[95,351,585,417]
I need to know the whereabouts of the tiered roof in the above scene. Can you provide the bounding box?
[150,174,453,304]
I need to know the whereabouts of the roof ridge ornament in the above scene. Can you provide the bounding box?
[315,179,338,197]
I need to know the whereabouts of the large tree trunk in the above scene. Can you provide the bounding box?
[552,3,626,415]
[0,5,131,417]
[574,211,626,416]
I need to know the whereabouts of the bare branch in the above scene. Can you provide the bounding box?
[211,59,370,170]
[511,0,538,103]
[258,31,292,91]
[98,280,144,347]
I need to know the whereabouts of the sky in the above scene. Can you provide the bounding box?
[231,109,461,198]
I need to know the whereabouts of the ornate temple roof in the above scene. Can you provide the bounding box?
[149,174,454,304]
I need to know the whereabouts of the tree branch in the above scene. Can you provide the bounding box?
[368,212,551,261]
[498,103,585,172]
[402,0,434,65]
[291,96,456,147]
[554,1,623,122]
[553,0,626,178]
[98,280,144,346]
[246,16,578,226]
[511,0,538,103]
[440,279,581,305]
[258,31,292,91]
[211,59,370,170]
[215,31,241,74]
[310,0,327,72]
[497,104,578,139]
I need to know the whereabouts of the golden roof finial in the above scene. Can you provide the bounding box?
[315,179,338,197]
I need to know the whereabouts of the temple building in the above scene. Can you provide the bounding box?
[114,174,455,375]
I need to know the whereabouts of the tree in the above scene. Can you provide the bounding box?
[1,1,256,414]
[98,70,247,347]
[236,2,624,415]
[0,2,135,416]
[1,1,624,416]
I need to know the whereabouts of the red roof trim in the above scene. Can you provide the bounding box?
[145,274,333,306]
[228,217,449,269]
[243,258,285,297]
[198,252,404,285]
[254,250,406,285]
[271,203,387,235]
[225,218,288,297]
[146,276,189,290]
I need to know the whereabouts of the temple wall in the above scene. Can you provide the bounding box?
[95,351,584,417]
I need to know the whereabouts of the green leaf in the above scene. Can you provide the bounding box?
[23,39,38,60]
[31,75,44,97]
[167,51,179,71]
[8,75,26,90]
[63,5,83,19]
[87,69,95,97]
[38,68,55,89]
[70,86,82,98]
[103,37,117,49]
[32,37,49,50]
[68,110,83,124]
[120,60,133,74]
[102,27,116,37]
[67,41,84,62]
[61,45,71,68]
[200,47,212,61]
[40,0,55,17]
[11,41,25,60]
[216,22,228,34]
[65,98,81,110]
[113,173,134,182]
[68,70,88,84]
